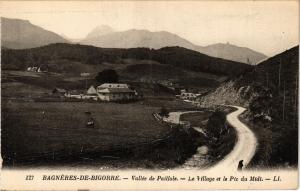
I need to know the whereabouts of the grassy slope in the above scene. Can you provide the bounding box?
[1,43,251,91]
[2,70,176,99]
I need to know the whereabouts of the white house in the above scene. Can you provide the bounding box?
[97,83,135,101]
[176,89,201,101]
[82,85,98,100]
[27,66,38,72]
[97,83,129,90]
[180,92,197,100]
[64,83,136,102]
[27,66,46,73]
[87,85,97,95]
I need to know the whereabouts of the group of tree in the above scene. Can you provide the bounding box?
[95,69,119,83]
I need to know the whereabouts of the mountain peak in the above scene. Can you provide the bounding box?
[1,17,68,49]
[85,25,114,39]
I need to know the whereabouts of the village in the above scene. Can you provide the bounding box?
[51,83,203,103]
[60,83,139,102]
[25,64,204,104]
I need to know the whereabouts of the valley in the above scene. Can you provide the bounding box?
[1,44,298,169]
[1,18,298,169]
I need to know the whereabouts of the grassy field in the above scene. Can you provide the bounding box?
[2,96,206,168]
[1,69,211,168]
[2,101,171,164]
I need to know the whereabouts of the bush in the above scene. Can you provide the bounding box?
[159,106,169,117]
[206,110,227,139]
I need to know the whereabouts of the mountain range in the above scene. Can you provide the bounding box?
[1,17,267,64]
[81,27,267,64]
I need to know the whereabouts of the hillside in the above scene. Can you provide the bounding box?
[1,17,69,49]
[80,28,267,64]
[198,45,299,166]
[1,43,251,91]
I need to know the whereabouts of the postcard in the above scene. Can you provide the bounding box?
[0,0,299,189]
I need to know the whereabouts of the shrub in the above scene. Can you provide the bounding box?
[159,106,169,117]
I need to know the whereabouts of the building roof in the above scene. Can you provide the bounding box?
[98,88,134,93]
[98,83,129,89]
[87,85,97,95]
[53,88,66,93]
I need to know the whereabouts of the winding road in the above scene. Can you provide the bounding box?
[210,105,257,171]
[163,106,257,171]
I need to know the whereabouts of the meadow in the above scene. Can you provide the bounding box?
[2,101,169,163]
[1,69,207,168]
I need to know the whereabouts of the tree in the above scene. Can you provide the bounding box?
[207,110,226,138]
[159,106,169,117]
[95,69,119,83]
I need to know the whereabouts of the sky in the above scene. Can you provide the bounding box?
[0,1,298,56]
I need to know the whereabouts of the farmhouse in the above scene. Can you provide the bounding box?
[181,92,197,100]
[52,88,67,98]
[176,89,201,101]
[52,88,67,95]
[97,83,129,89]
[27,66,47,73]
[97,83,135,101]
[27,66,38,72]
[64,83,137,102]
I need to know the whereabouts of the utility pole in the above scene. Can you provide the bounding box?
[81,72,90,90]
[85,78,87,90]
[266,72,269,87]
[282,81,285,121]
[278,58,282,89]
[294,74,298,128]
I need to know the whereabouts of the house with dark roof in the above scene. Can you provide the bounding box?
[52,88,67,94]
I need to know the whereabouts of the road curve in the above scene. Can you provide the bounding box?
[163,111,202,124]
[209,105,258,171]
[163,106,257,171]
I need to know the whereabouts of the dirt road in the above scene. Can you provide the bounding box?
[164,106,257,171]
[209,105,257,171]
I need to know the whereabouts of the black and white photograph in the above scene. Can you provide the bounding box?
[0,0,298,189]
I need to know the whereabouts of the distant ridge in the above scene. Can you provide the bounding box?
[1,17,268,63]
[85,25,114,39]
[198,43,267,64]
[81,29,196,50]
[81,28,267,64]
[1,17,69,49]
